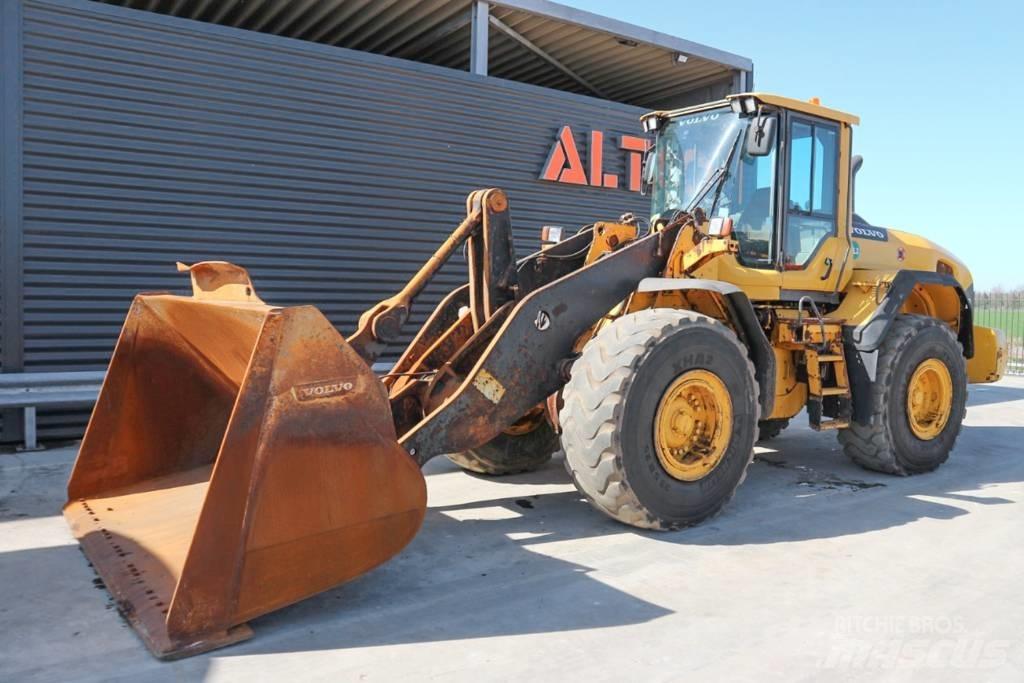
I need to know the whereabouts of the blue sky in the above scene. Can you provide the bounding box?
[568,0,1024,290]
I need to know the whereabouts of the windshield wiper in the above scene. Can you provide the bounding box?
[683,165,727,215]
[684,126,746,216]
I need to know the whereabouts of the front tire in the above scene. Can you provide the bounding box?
[560,309,760,530]
[839,315,967,475]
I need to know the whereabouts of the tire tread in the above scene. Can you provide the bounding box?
[560,309,759,530]
[838,315,966,475]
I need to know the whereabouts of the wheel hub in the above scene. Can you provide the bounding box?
[503,406,546,436]
[653,370,733,481]
[906,358,953,440]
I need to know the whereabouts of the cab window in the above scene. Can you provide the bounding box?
[728,150,777,267]
[784,119,838,268]
[705,121,777,267]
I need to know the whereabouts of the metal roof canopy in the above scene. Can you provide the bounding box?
[96,0,753,110]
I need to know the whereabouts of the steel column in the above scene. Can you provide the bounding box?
[732,69,748,94]
[470,1,489,76]
[0,0,25,442]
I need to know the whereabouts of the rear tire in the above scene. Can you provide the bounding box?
[757,418,790,442]
[838,315,966,475]
[560,309,759,530]
[446,419,559,475]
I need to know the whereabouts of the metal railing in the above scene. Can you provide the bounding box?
[0,372,104,450]
[974,292,1024,375]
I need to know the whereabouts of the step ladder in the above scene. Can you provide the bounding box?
[805,347,851,431]
[796,296,852,431]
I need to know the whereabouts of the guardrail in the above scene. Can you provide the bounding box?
[0,372,104,450]
[974,292,1024,376]
[0,364,397,451]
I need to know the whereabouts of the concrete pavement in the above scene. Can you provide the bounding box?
[2,378,1023,682]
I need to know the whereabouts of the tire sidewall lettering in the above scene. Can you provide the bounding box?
[621,325,757,521]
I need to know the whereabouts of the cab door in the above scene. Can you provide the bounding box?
[780,115,848,296]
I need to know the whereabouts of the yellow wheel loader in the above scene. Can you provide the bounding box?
[63,93,1007,658]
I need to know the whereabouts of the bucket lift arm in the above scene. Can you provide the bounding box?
[347,190,519,362]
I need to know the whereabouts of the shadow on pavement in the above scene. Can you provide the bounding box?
[198,416,1024,663]
[962,383,1024,408]
[1,383,1022,678]
[228,405,1024,655]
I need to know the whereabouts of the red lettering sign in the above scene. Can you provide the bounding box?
[619,135,648,192]
[540,126,649,192]
[539,125,588,185]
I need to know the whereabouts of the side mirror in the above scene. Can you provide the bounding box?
[745,114,777,157]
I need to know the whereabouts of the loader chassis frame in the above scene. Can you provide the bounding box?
[63,91,1007,662]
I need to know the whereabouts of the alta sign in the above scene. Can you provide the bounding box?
[540,126,648,192]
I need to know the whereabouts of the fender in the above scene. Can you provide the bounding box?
[637,278,775,417]
[844,270,973,423]
[848,270,973,356]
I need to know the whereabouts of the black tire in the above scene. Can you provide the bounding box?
[446,420,559,475]
[757,418,790,442]
[560,309,760,530]
[838,315,967,475]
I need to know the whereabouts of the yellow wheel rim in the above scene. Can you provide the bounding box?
[503,406,545,436]
[906,358,953,440]
[653,370,733,482]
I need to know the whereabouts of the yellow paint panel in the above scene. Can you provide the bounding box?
[473,369,506,404]
[736,93,860,125]
[968,326,1007,384]
[767,347,807,420]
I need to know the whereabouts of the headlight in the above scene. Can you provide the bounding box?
[641,115,661,133]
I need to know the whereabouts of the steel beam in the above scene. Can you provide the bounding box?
[488,14,608,99]
[488,0,753,72]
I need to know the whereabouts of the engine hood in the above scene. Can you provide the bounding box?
[849,222,973,292]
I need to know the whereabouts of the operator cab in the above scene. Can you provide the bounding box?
[642,93,859,299]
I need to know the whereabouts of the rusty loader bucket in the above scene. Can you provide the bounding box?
[63,263,426,659]
[63,189,681,660]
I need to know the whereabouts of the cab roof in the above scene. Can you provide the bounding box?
[646,92,860,126]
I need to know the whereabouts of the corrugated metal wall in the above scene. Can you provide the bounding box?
[12,0,650,441]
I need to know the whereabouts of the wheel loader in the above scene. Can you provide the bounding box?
[63,93,1007,658]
